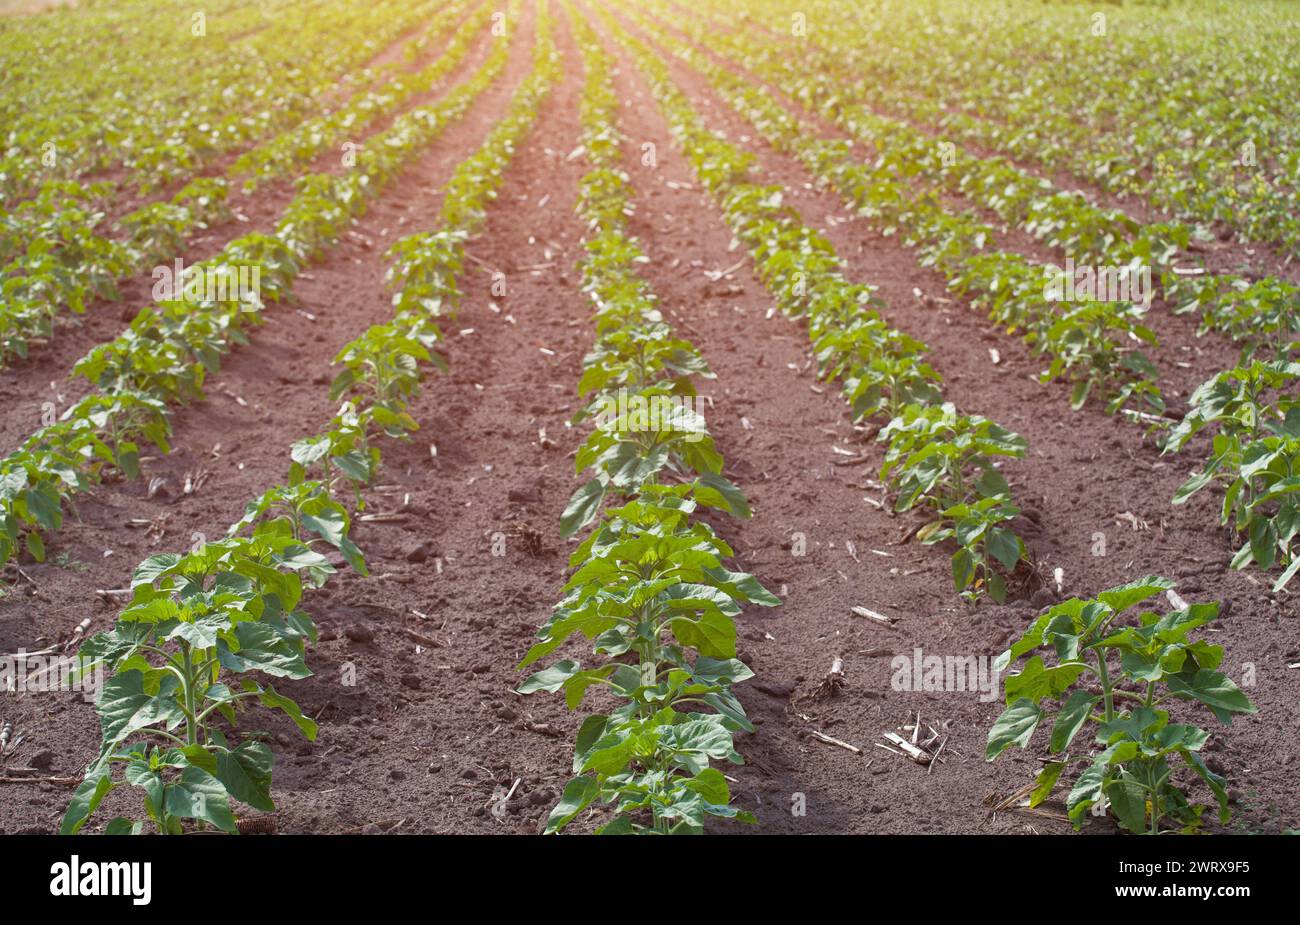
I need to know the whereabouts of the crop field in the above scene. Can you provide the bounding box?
[0,0,1296,843]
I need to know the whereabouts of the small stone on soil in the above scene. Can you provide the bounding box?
[344,624,375,643]
[404,541,434,564]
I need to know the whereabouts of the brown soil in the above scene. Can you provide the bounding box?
[0,0,1294,836]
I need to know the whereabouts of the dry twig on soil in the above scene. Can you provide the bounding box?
[809,655,845,701]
